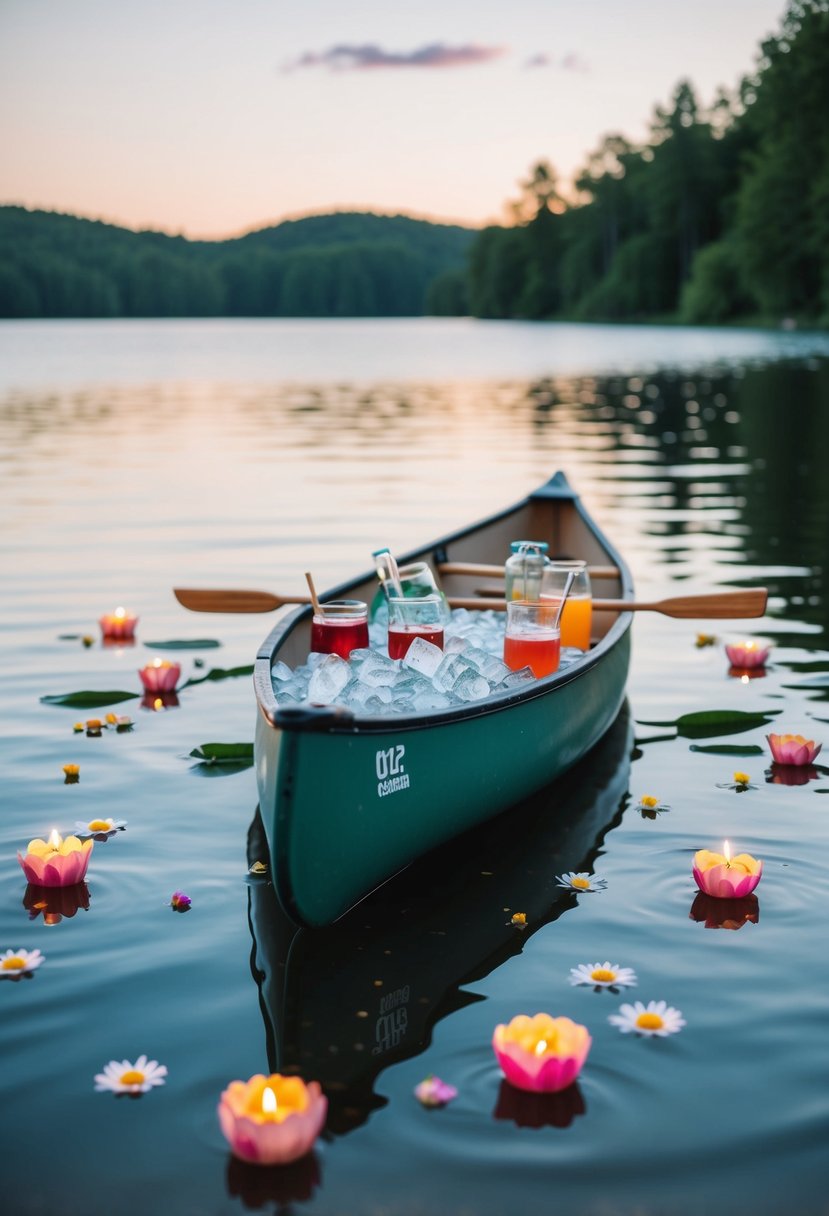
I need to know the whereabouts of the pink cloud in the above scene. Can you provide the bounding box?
[285,42,506,72]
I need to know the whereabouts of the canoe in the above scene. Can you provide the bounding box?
[247,704,632,1134]
[254,470,633,927]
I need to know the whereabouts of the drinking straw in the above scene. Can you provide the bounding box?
[304,572,322,616]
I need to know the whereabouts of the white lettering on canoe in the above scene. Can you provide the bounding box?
[376,745,410,797]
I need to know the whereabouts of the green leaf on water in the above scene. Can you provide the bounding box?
[181,664,254,689]
[189,742,254,767]
[143,639,222,650]
[638,708,781,740]
[689,744,765,756]
[41,690,140,708]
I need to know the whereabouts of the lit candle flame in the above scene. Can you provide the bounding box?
[152,657,162,668]
[534,1039,547,1056]
[114,607,126,619]
[724,840,731,865]
[47,828,62,850]
[262,1085,277,1115]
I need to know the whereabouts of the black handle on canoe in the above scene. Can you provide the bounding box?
[273,703,356,731]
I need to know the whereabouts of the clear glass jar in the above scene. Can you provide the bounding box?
[310,599,369,659]
[504,541,549,602]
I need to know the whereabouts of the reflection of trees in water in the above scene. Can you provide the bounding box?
[525,358,829,638]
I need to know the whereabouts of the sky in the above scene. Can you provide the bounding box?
[0,0,786,238]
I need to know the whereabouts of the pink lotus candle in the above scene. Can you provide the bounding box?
[766,733,822,767]
[492,1013,591,1094]
[99,606,138,640]
[218,1074,327,1166]
[725,640,769,669]
[17,829,93,888]
[139,658,181,693]
[692,840,763,899]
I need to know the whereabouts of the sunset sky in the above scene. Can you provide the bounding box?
[0,0,785,238]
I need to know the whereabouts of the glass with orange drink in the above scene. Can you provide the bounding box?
[540,561,592,650]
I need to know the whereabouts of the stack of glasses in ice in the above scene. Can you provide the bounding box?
[271,608,582,716]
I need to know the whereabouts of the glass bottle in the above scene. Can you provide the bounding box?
[504,541,549,602]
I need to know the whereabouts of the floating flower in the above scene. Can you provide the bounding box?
[693,841,763,899]
[139,659,181,694]
[73,722,84,733]
[72,817,127,841]
[82,635,95,648]
[717,770,755,792]
[1,947,45,979]
[86,719,103,737]
[218,1074,327,1165]
[62,763,80,783]
[17,830,93,887]
[766,733,822,767]
[492,1013,591,1093]
[170,890,191,912]
[94,1055,167,1095]
[510,912,527,928]
[638,794,670,819]
[414,1076,458,1107]
[98,607,138,640]
[105,712,134,731]
[569,961,637,990]
[725,641,769,669]
[556,872,607,893]
[695,633,717,649]
[609,1000,685,1037]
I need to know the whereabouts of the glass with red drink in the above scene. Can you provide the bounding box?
[503,600,561,679]
[310,599,369,659]
[387,596,445,660]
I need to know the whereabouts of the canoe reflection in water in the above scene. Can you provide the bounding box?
[245,703,632,1137]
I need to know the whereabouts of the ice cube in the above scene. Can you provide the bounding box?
[271,660,293,683]
[402,636,443,678]
[358,652,399,687]
[307,654,350,703]
[500,666,536,687]
[452,668,491,702]
[347,648,374,667]
[432,653,474,693]
[443,634,468,655]
[412,689,452,711]
[305,651,326,670]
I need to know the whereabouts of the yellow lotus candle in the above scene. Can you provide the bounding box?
[725,640,769,669]
[139,658,181,693]
[17,829,93,888]
[692,840,763,899]
[99,606,138,640]
[218,1073,327,1166]
[492,1013,591,1093]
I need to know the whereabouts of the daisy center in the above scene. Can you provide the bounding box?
[636,1012,664,1031]
[2,956,26,970]
[120,1069,146,1086]
[88,819,112,832]
[572,877,591,890]
[591,968,616,983]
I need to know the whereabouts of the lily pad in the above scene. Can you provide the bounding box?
[143,639,222,650]
[181,664,254,689]
[637,709,781,740]
[41,690,140,708]
[689,744,765,756]
[189,742,254,771]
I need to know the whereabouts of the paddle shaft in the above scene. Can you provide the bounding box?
[438,560,619,580]
[174,587,767,619]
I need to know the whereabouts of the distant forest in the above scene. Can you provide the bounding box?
[1,1,827,326]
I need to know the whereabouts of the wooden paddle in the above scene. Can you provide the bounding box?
[173,586,768,619]
[438,560,620,580]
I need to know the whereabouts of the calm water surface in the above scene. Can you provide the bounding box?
[2,320,829,1216]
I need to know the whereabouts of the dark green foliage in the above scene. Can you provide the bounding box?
[0,208,475,318]
[468,1,829,325]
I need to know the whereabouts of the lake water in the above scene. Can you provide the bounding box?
[2,318,828,1216]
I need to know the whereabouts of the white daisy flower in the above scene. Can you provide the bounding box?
[0,948,45,978]
[72,818,127,840]
[556,872,608,893]
[94,1055,168,1095]
[569,961,637,989]
[609,1000,685,1037]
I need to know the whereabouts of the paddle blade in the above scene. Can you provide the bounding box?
[656,588,768,619]
[174,588,293,613]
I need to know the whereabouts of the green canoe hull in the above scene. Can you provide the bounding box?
[254,472,633,926]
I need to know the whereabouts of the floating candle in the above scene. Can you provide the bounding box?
[692,840,763,899]
[99,606,138,640]
[218,1073,327,1166]
[725,640,769,669]
[138,658,181,694]
[492,1013,591,1093]
[766,733,822,767]
[17,829,93,888]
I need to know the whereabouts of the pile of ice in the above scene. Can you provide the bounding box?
[271,608,583,716]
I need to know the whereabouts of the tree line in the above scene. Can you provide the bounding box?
[451,0,829,326]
